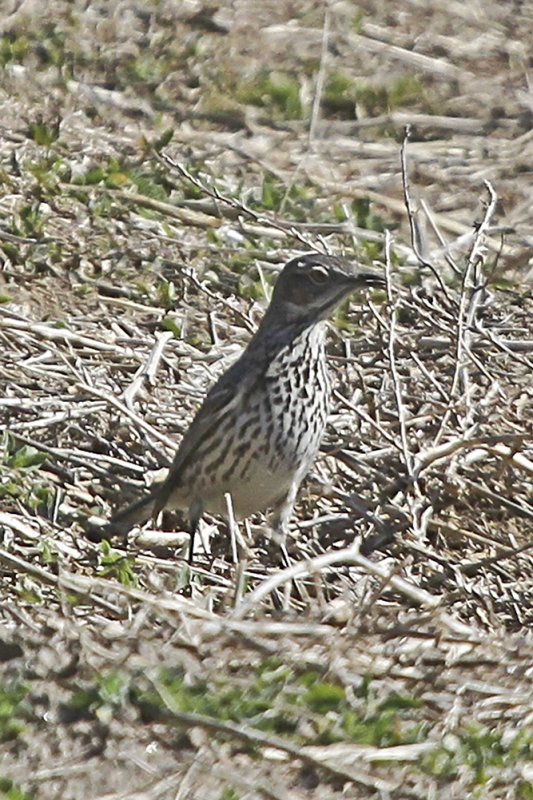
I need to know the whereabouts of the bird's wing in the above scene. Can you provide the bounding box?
[152,353,260,515]
[108,386,236,530]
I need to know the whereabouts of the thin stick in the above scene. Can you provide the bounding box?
[384,230,415,480]
[232,544,479,640]
[400,127,453,302]
[122,330,174,409]
[308,5,330,144]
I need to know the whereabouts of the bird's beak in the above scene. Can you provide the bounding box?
[351,271,386,288]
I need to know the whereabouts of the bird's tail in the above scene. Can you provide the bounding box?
[82,491,155,543]
[107,492,155,537]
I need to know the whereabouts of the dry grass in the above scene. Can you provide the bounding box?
[0,1,532,798]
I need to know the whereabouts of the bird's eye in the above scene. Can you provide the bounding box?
[308,266,330,285]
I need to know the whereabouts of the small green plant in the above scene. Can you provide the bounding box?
[153,127,174,152]
[251,174,315,221]
[260,174,285,212]
[27,120,60,147]
[352,197,386,232]
[40,541,58,565]
[323,72,356,118]
[2,441,46,471]
[353,74,424,118]
[388,75,424,109]
[422,725,532,786]
[124,51,168,87]
[12,203,46,239]
[75,157,131,188]
[237,72,303,120]
[132,663,298,736]
[132,663,429,753]
[518,782,533,800]
[157,281,177,310]
[35,23,68,68]
[161,316,182,338]
[97,540,137,586]
[0,437,52,512]
[63,672,131,724]
[0,683,30,742]
[0,778,35,800]
[0,34,29,66]
[131,171,170,202]
[219,790,240,800]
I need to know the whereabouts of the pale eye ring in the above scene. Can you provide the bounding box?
[309,266,330,285]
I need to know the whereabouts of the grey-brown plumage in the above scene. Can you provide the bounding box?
[109,253,384,557]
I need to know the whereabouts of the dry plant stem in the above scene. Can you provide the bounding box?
[232,559,248,609]
[87,770,197,800]
[420,197,462,276]
[63,182,220,229]
[414,433,530,479]
[232,545,479,639]
[475,325,533,369]
[418,335,533,354]
[65,179,319,244]
[346,29,474,80]
[433,182,498,447]
[187,757,293,800]
[409,351,451,403]
[331,110,487,134]
[156,152,316,251]
[54,573,340,637]
[461,479,533,519]
[184,267,256,333]
[224,492,239,564]
[460,541,533,575]
[0,514,82,562]
[0,547,123,617]
[467,181,498,278]
[76,382,176,452]
[333,389,400,449]
[308,5,330,145]
[150,678,397,792]
[12,755,102,786]
[0,512,43,543]
[122,330,174,409]
[455,186,497,392]
[0,311,134,356]
[0,226,54,245]
[10,432,146,476]
[400,127,453,302]
[304,166,508,253]
[384,230,415,483]
[172,196,390,241]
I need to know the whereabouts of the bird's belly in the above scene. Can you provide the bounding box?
[201,459,296,518]
[165,442,310,520]
[165,352,329,520]
[165,460,294,518]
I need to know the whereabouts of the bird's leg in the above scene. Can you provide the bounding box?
[271,483,299,566]
[187,499,204,564]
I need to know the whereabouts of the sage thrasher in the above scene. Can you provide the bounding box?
[109,253,384,558]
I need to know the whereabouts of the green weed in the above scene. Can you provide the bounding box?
[0,778,35,800]
[0,683,30,742]
[97,540,138,586]
[0,34,29,66]
[237,72,303,120]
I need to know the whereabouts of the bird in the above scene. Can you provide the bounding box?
[108,252,384,560]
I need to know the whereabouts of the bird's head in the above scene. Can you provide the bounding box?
[264,252,385,326]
